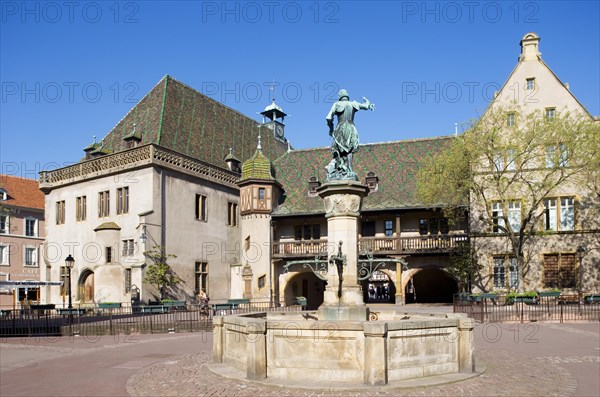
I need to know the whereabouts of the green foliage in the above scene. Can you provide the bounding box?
[143,246,180,300]
[417,106,600,291]
[446,242,480,293]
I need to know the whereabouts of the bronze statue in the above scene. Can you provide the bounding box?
[325,89,374,180]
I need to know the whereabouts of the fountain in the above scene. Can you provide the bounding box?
[210,90,476,387]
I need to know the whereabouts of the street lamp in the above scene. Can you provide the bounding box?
[65,254,75,309]
[576,246,586,303]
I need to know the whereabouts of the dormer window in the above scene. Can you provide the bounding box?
[526,78,535,90]
[0,189,7,200]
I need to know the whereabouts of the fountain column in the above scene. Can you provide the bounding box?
[317,180,370,321]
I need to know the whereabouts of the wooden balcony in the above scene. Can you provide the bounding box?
[358,234,469,255]
[272,239,330,258]
[272,234,469,258]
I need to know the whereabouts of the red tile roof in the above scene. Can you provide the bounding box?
[0,175,45,210]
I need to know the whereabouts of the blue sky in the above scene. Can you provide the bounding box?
[1,1,599,178]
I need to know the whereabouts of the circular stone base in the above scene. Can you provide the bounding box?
[205,362,486,391]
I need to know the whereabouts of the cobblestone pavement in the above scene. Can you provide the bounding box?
[127,348,576,397]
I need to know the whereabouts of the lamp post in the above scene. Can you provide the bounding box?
[65,254,75,309]
[576,246,586,305]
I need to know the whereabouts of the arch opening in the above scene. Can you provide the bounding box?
[361,270,396,304]
[283,272,325,310]
[405,268,457,304]
[78,269,95,303]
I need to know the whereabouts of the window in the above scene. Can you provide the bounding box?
[98,191,110,217]
[76,196,87,221]
[244,236,250,251]
[493,255,517,289]
[543,253,577,289]
[124,268,132,293]
[546,144,568,168]
[0,189,6,200]
[507,112,516,127]
[544,198,557,231]
[106,247,112,263]
[418,217,449,235]
[258,274,266,289]
[361,221,375,237]
[294,224,321,240]
[195,194,207,221]
[60,266,68,295]
[117,187,129,215]
[0,215,8,234]
[507,201,521,232]
[493,153,504,171]
[545,107,556,120]
[227,202,238,226]
[122,239,134,256]
[25,218,37,237]
[492,202,505,233]
[24,247,37,267]
[560,197,575,231]
[56,201,65,225]
[195,262,208,294]
[384,220,394,237]
[0,244,9,265]
[506,148,516,171]
[526,78,535,90]
[258,188,265,200]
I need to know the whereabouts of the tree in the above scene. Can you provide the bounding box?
[446,241,480,293]
[143,246,180,300]
[417,107,599,292]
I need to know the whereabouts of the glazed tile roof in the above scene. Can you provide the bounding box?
[0,175,45,210]
[272,136,454,216]
[93,76,287,168]
[241,149,274,180]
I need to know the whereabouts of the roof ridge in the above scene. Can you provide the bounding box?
[0,174,39,182]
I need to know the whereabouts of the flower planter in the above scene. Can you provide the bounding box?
[480,293,498,300]
[161,300,186,307]
[514,296,538,304]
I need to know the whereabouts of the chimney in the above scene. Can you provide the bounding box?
[520,32,541,61]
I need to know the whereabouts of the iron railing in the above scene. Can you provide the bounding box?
[453,293,600,323]
[0,300,302,337]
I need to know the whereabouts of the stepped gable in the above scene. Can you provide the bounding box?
[272,136,454,216]
[92,76,288,167]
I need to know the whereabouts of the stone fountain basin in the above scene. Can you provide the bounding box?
[212,311,475,386]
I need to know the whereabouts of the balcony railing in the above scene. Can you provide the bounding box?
[358,234,469,254]
[272,239,331,257]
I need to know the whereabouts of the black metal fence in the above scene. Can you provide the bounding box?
[453,294,600,323]
[0,300,302,337]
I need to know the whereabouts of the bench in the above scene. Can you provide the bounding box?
[57,308,86,316]
[161,301,186,309]
[0,309,11,318]
[227,299,249,310]
[140,306,169,314]
[585,295,600,304]
[212,303,233,315]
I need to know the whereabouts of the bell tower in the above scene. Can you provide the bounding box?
[260,98,287,144]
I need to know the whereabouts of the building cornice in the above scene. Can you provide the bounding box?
[39,144,240,192]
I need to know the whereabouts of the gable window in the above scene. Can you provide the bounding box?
[195,194,207,221]
[543,253,576,289]
[294,224,321,240]
[493,255,518,289]
[76,196,87,221]
[0,215,8,234]
[195,261,208,294]
[0,244,9,265]
[98,191,110,218]
[227,202,238,226]
[25,217,38,237]
[117,187,129,215]
[506,112,516,127]
[526,78,535,90]
[24,247,38,267]
[56,201,65,225]
[545,107,556,120]
[384,220,394,237]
